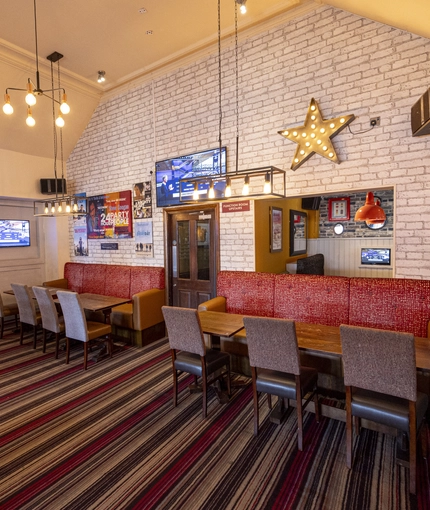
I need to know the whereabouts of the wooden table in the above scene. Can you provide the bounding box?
[198,311,430,372]
[77,293,130,315]
[4,286,70,298]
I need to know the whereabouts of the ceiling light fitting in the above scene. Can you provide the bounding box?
[179,167,286,203]
[2,1,70,127]
[97,71,106,83]
[235,0,247,14]
[354,191,386,223]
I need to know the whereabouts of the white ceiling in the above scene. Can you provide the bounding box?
[0,0,429,160]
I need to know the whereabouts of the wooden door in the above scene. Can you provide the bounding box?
[166,205,219,308]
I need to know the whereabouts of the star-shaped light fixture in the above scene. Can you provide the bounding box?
[278,98,355,171]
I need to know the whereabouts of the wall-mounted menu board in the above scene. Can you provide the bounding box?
[87,191,133,239]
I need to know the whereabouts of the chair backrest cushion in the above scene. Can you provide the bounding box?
[11,283,37,325]
[162,306,205,356]
[130,266,165,297]
[296,254,325,275]
[57,291,88,342]
[340,324,417,401]
[217,271,276,317]
[33,286,60,333]
[243,316,301,375]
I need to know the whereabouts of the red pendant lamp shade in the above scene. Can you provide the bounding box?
[354,191,386,222]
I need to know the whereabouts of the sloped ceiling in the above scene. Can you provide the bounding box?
[0,0,428,160]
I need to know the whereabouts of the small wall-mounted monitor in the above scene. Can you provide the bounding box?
[0,220,30,247]
[361,247,391,266]
[155,146,227,207]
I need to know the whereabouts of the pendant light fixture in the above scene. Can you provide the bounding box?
[354,191,386,223]
[2,0,70,127]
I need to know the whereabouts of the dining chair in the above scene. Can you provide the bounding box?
[32,286,65,358]
[57,291,113,370]
[0,293,19,339]
[162,306,231,418]
[340,324,428,495]
[10,283,42,348]
[243,316,320,451]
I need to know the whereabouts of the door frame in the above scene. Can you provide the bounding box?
[163,203,220,306]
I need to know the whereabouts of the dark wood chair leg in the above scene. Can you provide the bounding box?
[296,375,304,451]
[202,361,207,418]
[354,416,361,436]
[15,315,18,328]
[251,366,259,436]
[226,361,231,397]
[66,337,70,364]
[55,333,60,359]
[313,388,320,423]
[346,386,353,469]
[409,401,417,495]
[33,325,38,349]
[84,342,88,370]
[0,317,4,339]
[171,350,178,407]
[42,329,47,353]
[19,322,24,344]
[267,394,272,409]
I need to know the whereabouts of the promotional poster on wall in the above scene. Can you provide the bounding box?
[133,181,152,219]
[87,191,133,239]
[73,196,88,256]
[135,220,153,256]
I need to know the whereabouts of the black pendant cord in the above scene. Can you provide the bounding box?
[33,0,41,92]
[50,61,58,201]
[235,2,239,174]
[218,0,222,168]
[57,60,65,201]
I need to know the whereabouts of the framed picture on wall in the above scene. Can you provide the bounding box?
[328,197,350,221]
[270,206,283,253]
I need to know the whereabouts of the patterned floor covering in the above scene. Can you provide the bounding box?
[0,321,429,510]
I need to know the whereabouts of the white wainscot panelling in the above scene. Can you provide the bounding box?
[307,238,394,278]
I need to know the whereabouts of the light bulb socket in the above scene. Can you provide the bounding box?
[97,71,106,83]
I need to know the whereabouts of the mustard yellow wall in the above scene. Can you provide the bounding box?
[254,198,319,273]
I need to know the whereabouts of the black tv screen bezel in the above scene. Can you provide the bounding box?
[361,247,391,266]
[0,219,31,248]
[155,146,227,208]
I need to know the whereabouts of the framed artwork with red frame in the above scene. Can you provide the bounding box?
[328,197,350,221]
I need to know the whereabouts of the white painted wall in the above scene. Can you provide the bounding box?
[67,6,430,279]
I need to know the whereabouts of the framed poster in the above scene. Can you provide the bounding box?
[270,206,283,253]
[328,197,350,221]
[87,191,133,239]
[133,181,152,219]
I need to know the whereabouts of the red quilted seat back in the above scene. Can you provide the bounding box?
[82,264,107,294]
[105,265,131,299]
[217,271,276,317]
[349,278,408,333]
[64,262,84,293]
[402,279,430,338]
[274,274,350,326]
[130,266,165,296]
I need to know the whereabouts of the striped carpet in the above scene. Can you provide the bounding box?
[0,320,429,510]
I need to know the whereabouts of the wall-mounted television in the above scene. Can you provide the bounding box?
[155,146,227,207]
[361,247,391,266]
[0,220,30,247]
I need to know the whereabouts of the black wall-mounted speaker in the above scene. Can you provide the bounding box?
[40,178,67,195]
[301,197,321,210]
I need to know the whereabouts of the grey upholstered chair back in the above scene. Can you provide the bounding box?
[162,306,205,356]
[33,286,61,334]
[340,324,417,401]
[57,291,89,343]
[296,253,324,275]
[11,283,38,325]
[243,316,301,375]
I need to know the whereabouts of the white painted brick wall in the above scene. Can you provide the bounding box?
[67,6,430,278]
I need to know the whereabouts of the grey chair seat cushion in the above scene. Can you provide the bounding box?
[256,366,318,400]
[174,349,230,377]
[351,388,429,432]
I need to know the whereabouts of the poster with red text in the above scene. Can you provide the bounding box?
[87,191,133,239]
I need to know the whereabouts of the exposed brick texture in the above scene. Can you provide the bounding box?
[67,6,430,278]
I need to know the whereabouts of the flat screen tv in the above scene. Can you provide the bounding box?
[155,146,227,207]
[0,220,30,247]
[361,247,391,266]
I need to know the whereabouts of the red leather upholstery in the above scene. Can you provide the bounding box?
[217,271,275,317]
[274,274,350,327]
[63,262,164,299]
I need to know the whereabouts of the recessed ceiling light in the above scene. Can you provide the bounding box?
[146,30,153,35]
[138,7,147,14]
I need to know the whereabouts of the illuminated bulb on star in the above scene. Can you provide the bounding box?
[311,124,316,129]
[320,128,325,133]
[293,131,298,137]
[323,146,327,151]
[302,133,306,137]
[329,152,334,157]
[330,123,335,128]
[311,133,316,138]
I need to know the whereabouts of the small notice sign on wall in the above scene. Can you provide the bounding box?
[222,201,250,213]
[101,243,119,250]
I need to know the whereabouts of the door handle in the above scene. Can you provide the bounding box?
[172,241,177,278]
